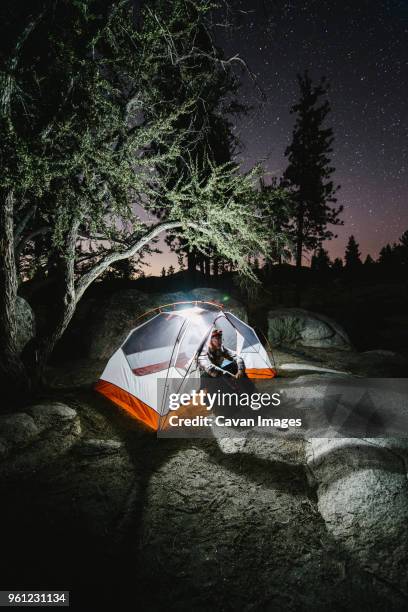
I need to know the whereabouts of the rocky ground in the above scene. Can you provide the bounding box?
[1,355,407,611]
[2,289,407,610]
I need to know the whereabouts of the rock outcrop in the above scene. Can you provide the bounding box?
[87,289,185,359]
[268,308,352,349]
[306,437,408,596]
[0,403,81,480]
[274,347,408,377]
[2,385,408,610]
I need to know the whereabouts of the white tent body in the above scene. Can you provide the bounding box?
[95,302,276,430]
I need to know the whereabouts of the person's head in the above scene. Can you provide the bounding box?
[209,329,222,349]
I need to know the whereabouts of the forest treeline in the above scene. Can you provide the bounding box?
[308,231,408,276]
[117,229,408,280]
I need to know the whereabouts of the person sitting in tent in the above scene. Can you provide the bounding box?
[198,328,245,380]
[198,328,254,419]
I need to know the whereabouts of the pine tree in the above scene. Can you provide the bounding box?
[344,236,362,270]
[284,72,343,268]
[400,230,408,249]
[364,254,375,266]
[378,244,394,265]
[161,267,166,277]
[167,265,175,276]
[380,230,408,267]
[398,230,408,266]
[332,257,343,274]
[311,246,331,273]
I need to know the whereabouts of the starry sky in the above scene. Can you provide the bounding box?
[219,0,408,263]
[148,0,408,274]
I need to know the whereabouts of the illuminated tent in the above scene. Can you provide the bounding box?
[95,301,276,430]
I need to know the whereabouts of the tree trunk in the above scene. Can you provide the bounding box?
[204,255,211,281]
[187,250,196,274]
[213,256,219,278]
[24,221,80,389]
[187,249,197,284]
[0,191,29,406]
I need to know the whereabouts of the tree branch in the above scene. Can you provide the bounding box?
[75,220,201,300]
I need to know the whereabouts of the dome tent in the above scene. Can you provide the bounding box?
[95,301,276,431]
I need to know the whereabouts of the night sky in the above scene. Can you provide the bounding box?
[221,0,408,262]
[151,0,408,273]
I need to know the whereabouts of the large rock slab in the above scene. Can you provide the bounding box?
[274,347,408,377]
[15,296,35,353]
[56,437,135,540]
[0,413,39,449]
[0,434,135,574]
[306,437,408,596]
[268,308,351,349]
[136,442,400,609]
[2,386,407,609]
[0,403,81,480]
[211,366,408,580]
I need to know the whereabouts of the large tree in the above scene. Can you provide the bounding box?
[283,72,343,268]
[150,4,244,279]
[0,0,277,402]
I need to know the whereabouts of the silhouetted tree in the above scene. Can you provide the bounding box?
[311,246,331,273]
[344,235,362,270]
[332,257,344,274]
[378,244,394,265]
[379,230,408,267]
[283,72,342,268]
[364,254,375,266]
[106,259,135,281]
[177,253,185,271]
[399,230,408,266]
[400,229,408,248]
